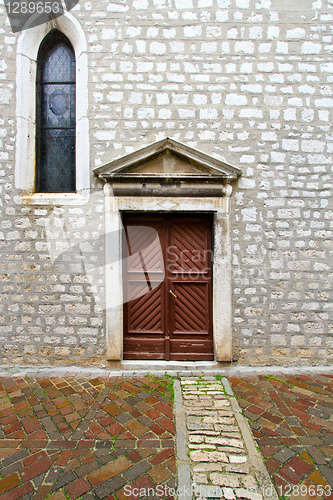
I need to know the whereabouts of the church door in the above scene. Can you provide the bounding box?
[123,214,214,360]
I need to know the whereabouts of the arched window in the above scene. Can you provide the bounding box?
[36,30,76,193]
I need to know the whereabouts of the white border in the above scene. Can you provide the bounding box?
[15,11,89,205]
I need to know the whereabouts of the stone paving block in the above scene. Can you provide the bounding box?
[273,448,296,463]
[1,482,35,500]
[235,487,262,500]
[190,450,229,463]
[193,472,209,484]
[52,471,77,491]
[194,484,223,498]
[33,484,53,500]
[206,437,244,448]
[48,492,68,500]
[222,487,237,500]
[123,459,152,481]
[210,473,240,487]
[225,464,250,474]
[148,463,172,483]
[317,466,333,485]
[241,475,259,489]
[87,455,130,487]
[65,478,90,499]
[73,459,100,478]
[116,475,156,500]
[0,473,20,495]
[20,455,54,482]
[194,463,224,472]
[149,447,174,466]
[306,446,328,465]
[229,455,247,464]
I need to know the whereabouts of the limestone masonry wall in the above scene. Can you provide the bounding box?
[0,0,332,365]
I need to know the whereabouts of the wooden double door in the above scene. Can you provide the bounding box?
[123,214,214,360]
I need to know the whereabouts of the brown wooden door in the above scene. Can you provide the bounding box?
[123,214,213,360]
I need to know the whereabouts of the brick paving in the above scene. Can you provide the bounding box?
[1,367,333,500]
[0,375,175,500]
[230,374,333,500]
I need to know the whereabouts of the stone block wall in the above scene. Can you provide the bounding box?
[0,0,332,365]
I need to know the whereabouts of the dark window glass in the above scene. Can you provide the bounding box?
[36,30,76,193]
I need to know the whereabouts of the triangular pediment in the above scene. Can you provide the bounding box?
[93,137,241,181]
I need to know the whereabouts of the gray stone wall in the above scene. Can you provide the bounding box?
[0,0,332,365]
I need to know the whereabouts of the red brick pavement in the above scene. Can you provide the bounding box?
[230,374,333,500]
[0,375,175,499]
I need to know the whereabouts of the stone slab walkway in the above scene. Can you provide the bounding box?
[176,376,278,500]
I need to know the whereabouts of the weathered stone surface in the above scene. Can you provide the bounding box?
[193,473,208,484]
[210,473,240,487]
[189,430,220,436]
[193,463,223,472]
[193,485,223,498]
[241,475,259,490]
[206,417,236,425]
[222,487,237,500]
[189,435,205,443]
[217,447,246,454]
[229,455,248,464]
[185,378,265,500]
[187,423,212,431]
[235,488,263,500]
[189,443,217,450]
[190,451,229,463]
[226,465,250,475]
[206,437,244,448]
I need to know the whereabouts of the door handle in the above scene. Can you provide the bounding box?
[169,290,177,298]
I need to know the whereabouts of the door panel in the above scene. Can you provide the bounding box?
[169,222,209,274]
[123,217,165,359]
[127,283,163,333]
[123,214,213,360]
[172,282,208,334]
[126,224,164,273]
[168,216,213,360]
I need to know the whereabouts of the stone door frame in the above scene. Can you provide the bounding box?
[103,186,233,362]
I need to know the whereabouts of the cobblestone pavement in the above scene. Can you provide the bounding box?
[230,374,333,500]
[0,375,175,500]
[1,368,333,500]
[176,375,280,500]
[180,376,269,500]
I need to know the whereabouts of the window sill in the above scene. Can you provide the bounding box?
[14,190,90,206]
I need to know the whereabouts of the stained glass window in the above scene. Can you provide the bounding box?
[36,30,76,193]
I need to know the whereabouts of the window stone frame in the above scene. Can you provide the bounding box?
[15,12,89,205]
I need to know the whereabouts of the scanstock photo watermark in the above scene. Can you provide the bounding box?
[4,0,79,32]
[123,484,293,498]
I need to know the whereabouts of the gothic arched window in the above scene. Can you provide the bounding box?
[36,30,76,193]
